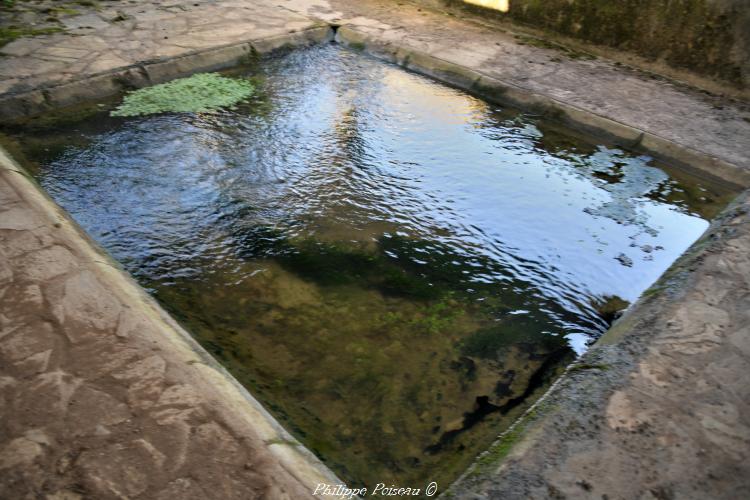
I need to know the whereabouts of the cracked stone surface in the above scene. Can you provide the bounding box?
[0,0,319,94]
[0,152,332,498]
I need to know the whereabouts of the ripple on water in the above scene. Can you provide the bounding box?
[19,44,736,490]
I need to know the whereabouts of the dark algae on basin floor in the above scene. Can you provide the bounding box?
[5,44,737,491]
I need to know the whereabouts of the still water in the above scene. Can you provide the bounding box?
[12,44,733,489]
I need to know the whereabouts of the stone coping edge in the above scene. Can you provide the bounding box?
[443,188,750,496]
[326,24,750,496]
[334,25,750,190]
[2,21,746,191]
[0,143,348,496]
[0,25,334,121]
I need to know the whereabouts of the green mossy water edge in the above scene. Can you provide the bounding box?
[111,73,255,117]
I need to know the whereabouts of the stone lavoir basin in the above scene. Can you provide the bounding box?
[5,44,737,491]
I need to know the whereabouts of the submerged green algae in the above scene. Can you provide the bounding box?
[111,73,255,117]
[150,253,569,489]
[139,226,576,489]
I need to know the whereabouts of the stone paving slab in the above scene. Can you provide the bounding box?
[0,149,342,498]
[0,0,319,95]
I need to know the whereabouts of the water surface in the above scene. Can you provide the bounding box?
[10,44,734,490]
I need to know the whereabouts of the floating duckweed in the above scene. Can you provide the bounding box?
[111,73,254,117]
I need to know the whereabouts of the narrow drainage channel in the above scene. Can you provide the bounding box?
[0,43,738,494]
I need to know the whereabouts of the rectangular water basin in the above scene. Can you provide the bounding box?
[2,43,738,491]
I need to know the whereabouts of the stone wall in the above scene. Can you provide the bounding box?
[440,0,750,91]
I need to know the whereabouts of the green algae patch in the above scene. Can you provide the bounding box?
[0,26,64,48]
[111,73,254,117]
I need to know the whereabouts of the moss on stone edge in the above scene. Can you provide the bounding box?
[111,73,255,117]
[470,399,554,475]
[0,26,64,48]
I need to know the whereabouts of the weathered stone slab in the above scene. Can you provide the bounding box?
[0,147,342,498]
